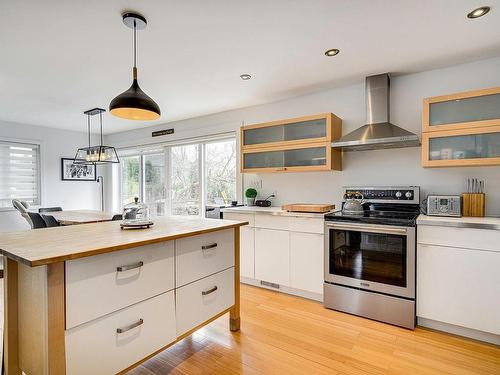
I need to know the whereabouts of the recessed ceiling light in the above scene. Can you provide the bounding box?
[324,48,340,57]
[240,74,252,80]
[467,6,491,18]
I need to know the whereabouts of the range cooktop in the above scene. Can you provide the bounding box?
[324,208,420,227]
[325,186,421,227]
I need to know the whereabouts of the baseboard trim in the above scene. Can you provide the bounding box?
[240,277,323,302]
[418,317,500,345]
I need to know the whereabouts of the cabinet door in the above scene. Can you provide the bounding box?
[290,232,324,294]
[240,226,255,279]
[254,228,290,286]
[242,144,334,173]
[422,126,500,167]
[424,88,500,132]
[417,244,500,334]
[242,114,332,148]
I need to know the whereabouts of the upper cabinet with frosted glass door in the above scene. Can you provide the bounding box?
[240,113,342,173]
[422,87,500,167]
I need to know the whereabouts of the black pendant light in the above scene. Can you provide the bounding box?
[109,13,161,121]
[74,108,120,165]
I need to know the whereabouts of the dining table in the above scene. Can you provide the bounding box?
[48,210,117,225]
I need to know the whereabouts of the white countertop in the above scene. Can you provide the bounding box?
[417,214,500,230]
[221,205,334,218]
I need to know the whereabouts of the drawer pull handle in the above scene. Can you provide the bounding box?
[116,318,144,334]
[116,261,144,272]
[201,243,218,250]
[202,286,218,296]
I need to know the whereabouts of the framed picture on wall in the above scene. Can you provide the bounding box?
[61,158,96,181]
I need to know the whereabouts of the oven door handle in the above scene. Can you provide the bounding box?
[326,222,408,235]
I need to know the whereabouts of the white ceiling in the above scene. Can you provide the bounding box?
[1,0,500,134]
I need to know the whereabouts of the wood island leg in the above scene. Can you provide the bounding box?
[230,227,241,331]
[4,258,21,375]
[47,262,66,374]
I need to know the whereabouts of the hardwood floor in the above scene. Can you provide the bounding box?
[127,285,500,375]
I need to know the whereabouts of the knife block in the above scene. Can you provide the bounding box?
[462,193,485,217]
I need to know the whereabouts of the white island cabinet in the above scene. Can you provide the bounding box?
[223,206,327,301]
[0,216,247,375]
[416,215,500,345]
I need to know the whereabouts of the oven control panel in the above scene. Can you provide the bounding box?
[343,186,420,204]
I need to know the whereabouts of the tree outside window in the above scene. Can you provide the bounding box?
[206,140,236,205]
[119,138,236,217]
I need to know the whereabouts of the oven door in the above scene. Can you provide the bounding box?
[324,222,415,299]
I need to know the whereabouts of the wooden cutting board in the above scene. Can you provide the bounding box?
[281,203,335,213]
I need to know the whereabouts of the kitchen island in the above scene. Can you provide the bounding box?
[0,216,247,375]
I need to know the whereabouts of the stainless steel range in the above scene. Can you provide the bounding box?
[324,186,420,329]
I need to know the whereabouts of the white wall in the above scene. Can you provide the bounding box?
[106,56,500,216]
[0,120,106,232]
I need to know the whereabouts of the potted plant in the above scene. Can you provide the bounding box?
[245,188,258,206]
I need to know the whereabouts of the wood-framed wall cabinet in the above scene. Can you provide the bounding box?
[240,113,342,173]
[422,87,500,167]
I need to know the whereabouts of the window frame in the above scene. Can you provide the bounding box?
[117,134,237,217]
[0,137,42,212]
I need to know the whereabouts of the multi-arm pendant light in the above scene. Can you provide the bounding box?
[109,13,161,121]
[74,108,120,165]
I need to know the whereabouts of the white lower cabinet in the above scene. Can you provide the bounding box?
[176,229,234,287]
[66,291,176,375]
[417,244,500,335]
[225,210,325,299]
[66,241,175,329]
[240,226,255,278]
[290,232,324,294]
[254,228,290,286]
[176,267,235,336]
[64,229,236,374]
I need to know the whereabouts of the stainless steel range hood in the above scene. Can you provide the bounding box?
[331,73,420,151]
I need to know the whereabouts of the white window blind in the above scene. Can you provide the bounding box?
[0,140,40,208]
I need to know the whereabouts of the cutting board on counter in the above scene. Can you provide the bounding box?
[281,203,335,213]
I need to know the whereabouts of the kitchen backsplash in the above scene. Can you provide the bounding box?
[243,147,499,216]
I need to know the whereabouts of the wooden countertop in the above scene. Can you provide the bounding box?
[49,210,116,225]
[0,216,248,267]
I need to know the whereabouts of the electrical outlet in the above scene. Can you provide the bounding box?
[248,179,262,189]
[271,190,277,198]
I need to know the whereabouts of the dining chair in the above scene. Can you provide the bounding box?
[27,212,47,229]
[12,199,33,228]
[12,199,29,213]
[41,214,60,227]
[39,207,63,213]
[112,214,123,221]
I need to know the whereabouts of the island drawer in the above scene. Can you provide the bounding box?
[66,241,175,329]
[176,229,234,287]
[176,267,234,336]
[66,291,176,375]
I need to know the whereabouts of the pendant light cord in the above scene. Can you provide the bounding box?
[87,114,91,148]
[100,111,103,147]
[133,20,137,79]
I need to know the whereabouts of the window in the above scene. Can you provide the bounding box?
[0,140,41,208]
[170,144,200,216]
[120,155,140,206]
[205,139,236,205]
[144,152,166,216]
[118,137,236,217]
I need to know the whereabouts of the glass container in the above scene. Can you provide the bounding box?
[122,197,150,222]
